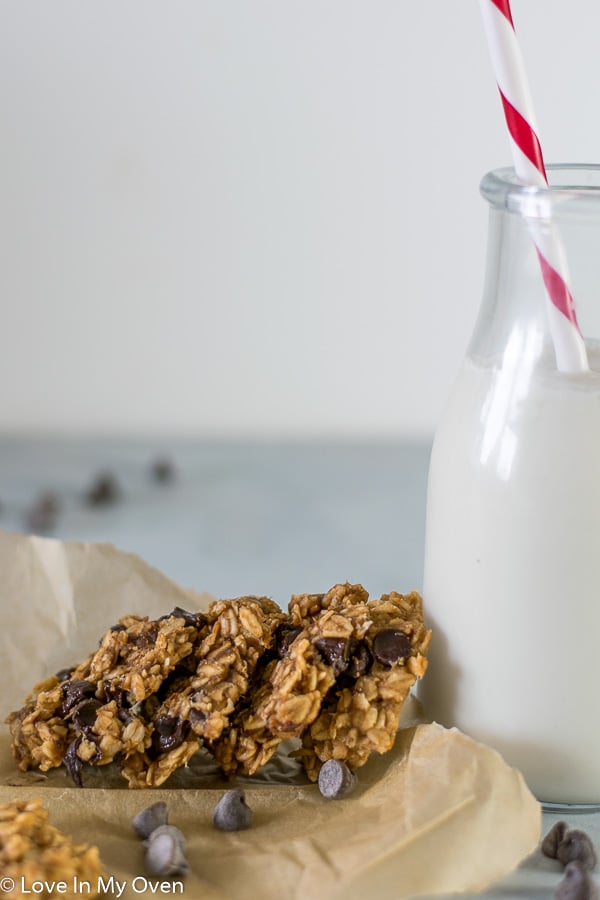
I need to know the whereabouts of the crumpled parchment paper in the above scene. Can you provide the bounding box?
[0,530,541,899]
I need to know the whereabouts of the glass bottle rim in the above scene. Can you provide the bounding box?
[480,164,600,220]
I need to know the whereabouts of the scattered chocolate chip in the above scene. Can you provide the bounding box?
[145,832,190,878]
[71,699,102,732]
[25,491,61,533]
[110,623,127,633]
[145,824,186,848]
[275,624,302,658]
[347,641,373,678]
[151,716,190,755]
[318,759,357,799]
[61,680,96,716]
[132,802,169,840]
[543,821,570,859]
[314,637,351,675]
[85,472,121,507]
[63,737,83,788]
[557,830,598,872]
[542,822,598,873]
[555,861,598,900]
[213,789,253,831]
[151,457,177,484]
[372,629,412,666]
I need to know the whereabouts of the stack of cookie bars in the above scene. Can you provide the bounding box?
[7,583,431,788]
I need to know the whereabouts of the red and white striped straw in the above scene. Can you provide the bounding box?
[479,0,589,373]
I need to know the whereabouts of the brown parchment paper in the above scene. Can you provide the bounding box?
[0,530,541,899]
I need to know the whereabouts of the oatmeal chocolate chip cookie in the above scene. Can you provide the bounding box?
[6,608,207,784]
[121,597,285,788]
[0,798,103,897]
[212,594,374,777]
[300,591,432,781]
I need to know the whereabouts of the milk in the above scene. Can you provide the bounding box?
[419,345,600,804]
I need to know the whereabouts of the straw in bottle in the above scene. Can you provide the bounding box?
[479,0,589,373]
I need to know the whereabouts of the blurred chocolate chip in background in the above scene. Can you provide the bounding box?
[25,491,61,533]
[150,456,176,484]
[85,471,122,506]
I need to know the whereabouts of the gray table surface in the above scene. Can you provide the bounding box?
[0,436,596,899]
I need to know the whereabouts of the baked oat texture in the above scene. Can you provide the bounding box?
[6,584,432,788]
[6,609,208,786]
[212,584,373,777]
[301,591,432,780]
[0,798,102,897]
[121,596,285,788]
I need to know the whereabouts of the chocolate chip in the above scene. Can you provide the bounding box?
[151,717,190,755]
[170,607,205,628]
[555,861,598,900]
[118,708,134,725]
[557,830,598,872]
[275,625,302,658]
[25,491,61,534]
[64,737,83,787]
[55,667,74,683]
[145,830,190,878]
[213,789,253,831]
[71,699,102,732]
[151,457,177,485]
[132,802,169,839]
[85,472,121,507]
[542,822,598,873]
[314,638,351,675]
[101,683,129,707]
[542,821,569,859]
[372,629,412,666]
[318,759,357,799]
[144,824,186,849]
[347,641,373,678]
[61,680,96,716]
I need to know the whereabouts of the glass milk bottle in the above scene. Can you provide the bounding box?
[419,165,600,807]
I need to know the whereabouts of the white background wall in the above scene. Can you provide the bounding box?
[1,1,598,438]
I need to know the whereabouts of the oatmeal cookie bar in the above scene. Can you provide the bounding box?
[300,591,432,781]
[6,608,207,784]
[121,596,285,788]
[212,589,373,777]
[0,798,102,898]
